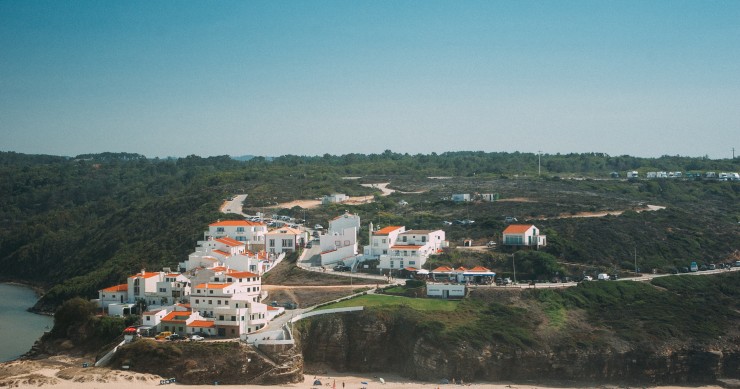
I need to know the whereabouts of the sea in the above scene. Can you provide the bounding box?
[0,283,54,362]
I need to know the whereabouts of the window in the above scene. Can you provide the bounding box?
[390,261,394,267]
[422,236,426,243]
[402,236,407,242]
[382,239,386,243]
[195,299,199,304]
[159,288,166,293]
[269,239,275,247]
[231,316,236,321]
[219,315,224,320]
[217,227,224,233]
[382,250,387,254]
[400,261,404,268]
[236,227,245,232]
[217,300,221,305]
[282,239,293,247]
[335,240,341,247]
[409,261,415,265]
[208,300,212,304]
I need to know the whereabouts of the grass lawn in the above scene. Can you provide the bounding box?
[316,294,459,312]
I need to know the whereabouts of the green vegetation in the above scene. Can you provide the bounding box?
[0,151,737,311]
[314,272,739,351]
[317,294,459,312]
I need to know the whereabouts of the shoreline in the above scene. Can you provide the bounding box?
[0,357,730,389]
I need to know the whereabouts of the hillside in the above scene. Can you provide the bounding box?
[298,272,740,384]
[0,151,737,311]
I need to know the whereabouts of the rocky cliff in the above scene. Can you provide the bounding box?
[297,309,739,385]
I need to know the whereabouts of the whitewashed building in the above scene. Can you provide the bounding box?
[502,224,547,248]
[266,227,304,253]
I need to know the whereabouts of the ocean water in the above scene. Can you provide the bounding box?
[0,283,54,362]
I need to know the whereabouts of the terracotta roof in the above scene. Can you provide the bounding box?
[503,224,535,234]
[210,220,265,227]
[211,266,227,272]
[390,245,423,250]
[213,249,230,257]
[400,230,435,235]
[165,273,182,278]
[216,237,244,247]
[374,226,404,235]
[432,266,454,273]
[267,306,280,311]
[467,266,492,273]
[404,267,419,271]
[189,320,215,328]
[195,283,231,289]
[161,311,192,323]
[128,271,160,279]
[227,271,259,278]
[455,266,468,272]
[102,284,128,292]
[266,227,302,235]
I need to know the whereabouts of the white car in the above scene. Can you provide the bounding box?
[314,224,323,229]
[189,335,204,342]
[583,276,593,281]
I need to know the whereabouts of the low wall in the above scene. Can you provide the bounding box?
[290,306,364,323]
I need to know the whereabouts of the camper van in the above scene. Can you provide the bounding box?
[626,171,639,179]
[597,273,609,281]
[690,262,698,272]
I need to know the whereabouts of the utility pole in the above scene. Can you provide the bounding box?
[733,147,736,159]
[634,247,638,274]
[512,253,517,284]
[538,150,542,176]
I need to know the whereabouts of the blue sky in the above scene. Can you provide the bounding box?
[1,1,738,158]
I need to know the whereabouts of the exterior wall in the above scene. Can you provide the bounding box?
[320,244,356,266]
[369,227,405,257]
[266,228,305,253]
[427,284,466,298]
[503,225,547,247]
[142,310,168,330]
[127,272,163,303]
[322,193,348,204]
[328,213,361,233]
[99,288,127,308]
[452,194,470,202]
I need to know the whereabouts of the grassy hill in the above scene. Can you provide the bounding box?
[0,150,737,311]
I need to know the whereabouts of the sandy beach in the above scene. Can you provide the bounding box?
[0,357,728,389]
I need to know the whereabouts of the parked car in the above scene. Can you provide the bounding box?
[155,331,172,340]
[609,274,619,280]
[314,224,323,229]
[306,242,313,248]
[582,275,593,281]
[166,333,183,341]
[333,265,351,272]
[597,273,609,281]
[189,335,204,342]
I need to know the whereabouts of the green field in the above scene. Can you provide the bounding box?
[316,294,459,311]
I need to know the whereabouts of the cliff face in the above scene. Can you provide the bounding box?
[297,311,739,385]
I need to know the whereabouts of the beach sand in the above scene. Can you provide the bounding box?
[0,356,728,389]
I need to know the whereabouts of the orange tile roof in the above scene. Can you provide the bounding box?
[227,270,259,278]
[189,320,215,328]
[432,266,454,273]
[390,245,423,250]
[266,227,302,235]
[267,306,280,311]
[213,249,230,257]
[195,283,231,289]
[210,220,250,227]
[404,267,419,271]
[128,271,160,279]
[467,266,492,272]
[374,226,404,235]
[455,266,468,272]
[503,224,535,234]
[211,266,227,272]
[165,273,182,278]
[216,237,244,247]
[102,284,128,292]
[161,311,192,323]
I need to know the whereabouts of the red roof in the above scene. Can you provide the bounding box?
[455,266,468,272]
[467,266,492,273]
[102,284,128,292]
[267,306,280,311]
[391,245,423,250]
[195,283,231,289]
[128,272,160,279]
[227,271,259,278]
[216,237,244,247]
[210,220,264,227]
[432,266,454,273]
[375,226,404,235]
[213,249,230,257]
[189,320,215,328]
[404,267,419,271]
[503,224,535,234]
[162,311,192,323]
[211,266,227,272]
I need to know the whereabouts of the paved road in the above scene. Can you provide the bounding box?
[220,194,248,216]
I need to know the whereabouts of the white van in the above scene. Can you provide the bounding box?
[597,273,609,281]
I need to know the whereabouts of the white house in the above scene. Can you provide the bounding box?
[378,229,447,270]
[141,308,168,332]
[205,220,268,250]
[320,212,361,265]
[266,227,304,253]
[427,284,465,299]
[451,193,471,202]
[502,224,547,248]
[322,193,348,204]
[99,284,128,309]
[481,193,498,202]
[366,225,405,258]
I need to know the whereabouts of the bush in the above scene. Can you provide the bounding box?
[405,279,426,288]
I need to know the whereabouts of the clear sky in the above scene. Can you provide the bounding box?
[1,1,738,159]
